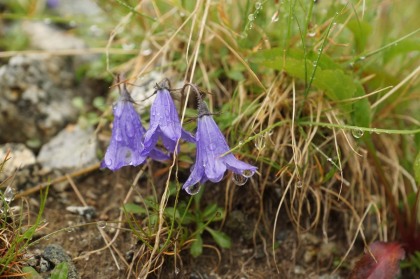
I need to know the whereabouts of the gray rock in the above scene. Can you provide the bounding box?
[0,143,36,180]
[42,244,79,279]
[0,55,78,144]
[37,124,98,171]
[65,205,96,220]
[22,21,86,51]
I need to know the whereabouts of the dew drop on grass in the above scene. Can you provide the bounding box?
[242,169,254,178]
[238,140,244,146]
[359,56,366,60]
[296,181,303,188]
[97,221,107,228]
[271,11,280,22]
[174,267,180,275]
[249,23,254,30]
[248,14,255,21]
[255,2,262,10]
[232,173,248,186]
[4,186,15,203]
[186,183,201,195]
[254,134,266,151]
[308,32,316,37]
[352,129,364,138]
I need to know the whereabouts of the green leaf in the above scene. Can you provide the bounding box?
[414,151,420,184]
[50,262,69,279]
[202,204,218,219]
[347,20,372,53]
[123,203,147,215]
[190,235,203,258]
[22,266,42,279]
[251,48,371,126]
[206,227,231,249]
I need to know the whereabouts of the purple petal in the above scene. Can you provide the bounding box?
[182,144,205,189]
[101,100,146,171]
[143,88,187,154]
[223,153,257,176]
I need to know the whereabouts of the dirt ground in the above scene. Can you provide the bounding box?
[18,165,354,279]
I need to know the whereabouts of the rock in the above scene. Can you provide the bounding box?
[130,72,166,112]
[37,124,98,171]
[0,55,78,144]
[0,143,36,180]
[66,205,96,220]
[22,21,86,51]
[42,244,79,279]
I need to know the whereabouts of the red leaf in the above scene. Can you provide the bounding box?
[349,241,405,279]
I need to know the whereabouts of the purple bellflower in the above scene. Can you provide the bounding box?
[101,84,168,171]
[142,80,195,156]
[182,100,257,195]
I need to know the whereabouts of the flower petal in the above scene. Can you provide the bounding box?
[101,99,146,171]
[223,153,257,176]
[182,144,205,189]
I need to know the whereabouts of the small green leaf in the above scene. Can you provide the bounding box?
[50,262,69,279]
[347,20,372,53]
[22,266,42,279]
[123,203,147,214]
[206,227,231,249]
[190,235,203,258]
[414,151,420,184]
[202,204,218,219]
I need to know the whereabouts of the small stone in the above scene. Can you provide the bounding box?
[37,124,98,171]
[42,244,79,279]
[39,257,50,272]
[66,205,96,220]
[0,143,36,180]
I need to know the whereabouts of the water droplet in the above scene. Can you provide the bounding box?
[238,141,244,146]
[97,221,107,228]
[349,62,354,68]
[115,128,123,141]
[174,267,180,275]
[185,184,201,195]
[351,129,364,138]
[313,61,317,67]
[240,32,248,39]
[105,157,112,166]
[249,23,254,29]
[124,150,132,164]
[267,129,274,136]
[232,173,248,186]
[271,11,279,22]
[308,32,316,37]
[359,56,366,60]
[296,181,303,188]
[208,143,216,151]
[242,169,254,178]
[66,227,74,233]
[4,186,15,203]
[122,43,135,50]
[333,22,337,26]
[248,14,255,21]
[254,134,266,151]
[327,158,333,163]
[255,2,262,10]
[141,48,152,56]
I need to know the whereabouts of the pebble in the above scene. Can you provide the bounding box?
[37,124,98,171]
[42,244,79,279]
[0,143,36,180]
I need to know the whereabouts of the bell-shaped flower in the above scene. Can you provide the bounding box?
[182,101,257,194]
[101,84,168,171]
[142,81,195,156]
